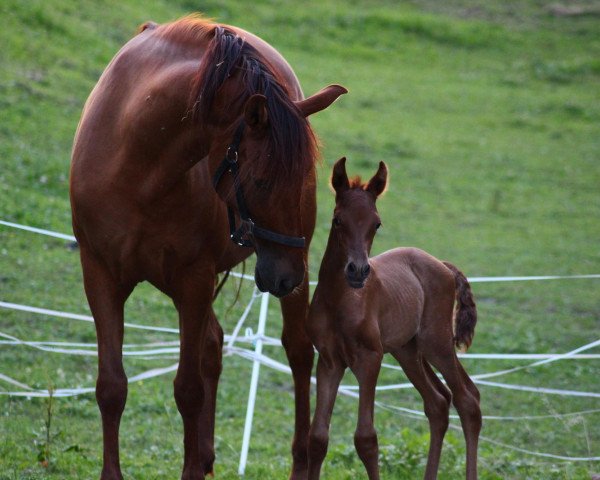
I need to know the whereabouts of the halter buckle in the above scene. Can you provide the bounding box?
[213,120,306,250]
[226,146,238,163]
[231,218,255,247]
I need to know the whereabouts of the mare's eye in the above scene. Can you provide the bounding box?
[333,217,341,227]
[375,222,382,230]
[254,179,269,191]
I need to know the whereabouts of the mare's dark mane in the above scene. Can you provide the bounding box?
[190,25,318,185]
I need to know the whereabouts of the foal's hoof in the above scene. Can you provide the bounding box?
[289,466,308,480]
[100,466,124,480]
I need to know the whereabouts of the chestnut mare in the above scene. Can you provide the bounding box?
[307,158,481,479]
[70,16,346,480]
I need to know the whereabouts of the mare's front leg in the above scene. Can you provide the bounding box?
[280,275,315,479]
[308,353,345,480]
[349,339,383,480]
[80,248,134,480]
[197,310,224,476]
[171,264,216,480]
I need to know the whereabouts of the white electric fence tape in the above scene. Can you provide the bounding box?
[1,219,599,464]
[0,220,77,242]
[3,220,600,286]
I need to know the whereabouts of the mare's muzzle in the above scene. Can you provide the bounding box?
[255,251,305,297]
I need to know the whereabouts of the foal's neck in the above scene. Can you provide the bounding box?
[318,231,346,281]
[319,229,369,293]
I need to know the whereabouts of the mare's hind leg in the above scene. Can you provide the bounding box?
[80,248,134,480]
[280,277,315,479]
[392,338,450,480]
[422,345,481,480]
[171,264,216,480]
[197,311,224,476]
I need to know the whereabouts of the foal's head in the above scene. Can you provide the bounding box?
[330,157,388,288]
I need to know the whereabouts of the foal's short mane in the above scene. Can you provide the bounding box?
[331,175,369,191]
[185,19,318,186]
[348,176,368,190]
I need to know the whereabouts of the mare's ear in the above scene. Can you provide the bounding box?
[366,161,388,199]
[244,94,268,129]
[295,84,348,118]
[331,157,350,195]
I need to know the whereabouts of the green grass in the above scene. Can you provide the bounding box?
[1,0,599,478]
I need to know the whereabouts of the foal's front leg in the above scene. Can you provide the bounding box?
[308,354,345,480]
[350,345,383,480]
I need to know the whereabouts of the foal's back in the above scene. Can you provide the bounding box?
[371,247,456,352]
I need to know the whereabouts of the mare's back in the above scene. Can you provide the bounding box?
[69,24,218,270]
[71,27,208,182]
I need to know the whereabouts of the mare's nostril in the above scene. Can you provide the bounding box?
[347,262,357,274]
[277,278,294,296]
[362,264,370,276]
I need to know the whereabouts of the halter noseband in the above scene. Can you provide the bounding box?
[212,121,306,249]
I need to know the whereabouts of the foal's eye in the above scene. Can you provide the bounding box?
[333,217,341,227]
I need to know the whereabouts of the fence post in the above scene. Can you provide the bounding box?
[238,292,270,475]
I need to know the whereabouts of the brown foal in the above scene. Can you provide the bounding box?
[307,158,481,479]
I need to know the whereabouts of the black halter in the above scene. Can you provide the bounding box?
[212,122,306,249]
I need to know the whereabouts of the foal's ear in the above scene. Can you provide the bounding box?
[295,84,348,118]
[244,94,268,129]
[331,157,350,195]
[366,161,388,199]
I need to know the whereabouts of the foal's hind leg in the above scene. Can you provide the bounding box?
[280,277,315,479]
[423,361,452,406]
[458,361,480,403]
[392,338,450,480]
[80,249,134,480]
[422,346,481,480]
[171,264,216,480]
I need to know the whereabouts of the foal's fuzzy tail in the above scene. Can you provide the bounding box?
[443,261,477,351]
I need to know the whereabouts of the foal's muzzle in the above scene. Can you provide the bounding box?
[345,261,371,289]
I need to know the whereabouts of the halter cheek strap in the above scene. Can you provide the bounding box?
[212,121,306,249]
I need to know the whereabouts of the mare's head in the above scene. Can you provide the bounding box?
[193,26,347,297]
[330,157,388,288]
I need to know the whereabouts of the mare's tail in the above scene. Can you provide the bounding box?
[442,261,477,350]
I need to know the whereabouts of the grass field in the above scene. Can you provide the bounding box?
[1,0,599,478]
